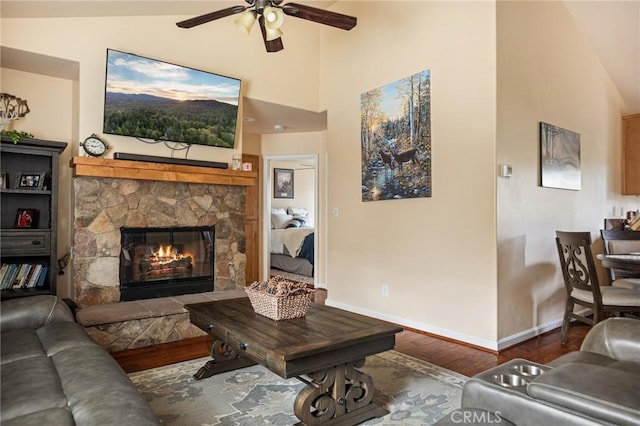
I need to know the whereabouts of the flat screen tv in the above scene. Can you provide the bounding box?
[103,49,241,149]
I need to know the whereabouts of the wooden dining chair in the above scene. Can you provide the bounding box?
[555,231,640,344]
[600,229,640,287]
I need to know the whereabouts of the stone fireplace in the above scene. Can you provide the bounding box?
[119,226,215,301]
[71,158,256,308]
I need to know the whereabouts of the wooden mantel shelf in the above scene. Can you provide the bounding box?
[70,157,257,187]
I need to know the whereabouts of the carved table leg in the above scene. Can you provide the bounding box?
[294,359,387,425]
[193,339,257,380]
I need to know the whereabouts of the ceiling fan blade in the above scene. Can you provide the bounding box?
[259,15,284,53]
[282,2,357,30]
[176,5,247,29]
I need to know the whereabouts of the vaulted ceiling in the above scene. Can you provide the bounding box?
[2,0,638,134]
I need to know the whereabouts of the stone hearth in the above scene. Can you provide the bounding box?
[76,289,247,352]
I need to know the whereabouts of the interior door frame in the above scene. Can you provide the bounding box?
[262,154,319,286]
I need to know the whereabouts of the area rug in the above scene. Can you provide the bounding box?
[129,350,466,425]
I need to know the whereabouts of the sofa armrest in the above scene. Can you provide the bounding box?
[1,295,74,332]
[580,317,640,362]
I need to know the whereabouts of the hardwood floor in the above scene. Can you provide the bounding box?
[394,323,589,377]
[113,289,591,377]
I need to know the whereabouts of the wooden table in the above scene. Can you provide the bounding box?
[185,297,403,426]
[596,253,640,272]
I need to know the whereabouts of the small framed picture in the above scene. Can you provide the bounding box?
[0,172,7,189]
[15,171,46,190]
[274,168,294,199]
[15,208,38,229]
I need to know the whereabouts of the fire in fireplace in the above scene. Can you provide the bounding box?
[120,226,215,301]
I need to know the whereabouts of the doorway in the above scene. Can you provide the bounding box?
[262,154,318,286]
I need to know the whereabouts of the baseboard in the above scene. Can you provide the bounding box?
[325,299,499,351]
[497,318,563,350]
[497,308,591,350]
[325,300,589,352]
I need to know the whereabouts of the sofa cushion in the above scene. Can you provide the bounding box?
[0,296,73,332]
[53,345,158,426]
[527,362,640,426]
[1,408,74,426]
[548,349,617,368]
[579,317,640,362]
[1,329,46,365]
[37,320,100,356]
[1,356,68,422]
[609,360,640,376]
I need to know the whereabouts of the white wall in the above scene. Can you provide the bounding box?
[495,1,639,343]
[320,1,499,348]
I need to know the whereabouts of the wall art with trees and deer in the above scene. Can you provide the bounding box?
[361,69,431,202]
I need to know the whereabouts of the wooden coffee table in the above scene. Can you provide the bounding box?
[185,297,403,426]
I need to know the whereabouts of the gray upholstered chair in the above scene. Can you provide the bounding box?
[555,231,640,344]
[600,229,640,290]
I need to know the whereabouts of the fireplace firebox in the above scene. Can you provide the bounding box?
[119,226,214,301]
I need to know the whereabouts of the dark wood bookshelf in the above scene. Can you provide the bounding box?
[0,137,67,299]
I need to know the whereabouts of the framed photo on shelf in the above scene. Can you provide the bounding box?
[15,171,46,190]
[274,168,294,199]
[14,208,38,229]
[0,172,7,189]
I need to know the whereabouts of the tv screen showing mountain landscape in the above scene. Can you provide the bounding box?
[103,49,241,149]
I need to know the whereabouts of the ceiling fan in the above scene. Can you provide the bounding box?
[176,0,357,53]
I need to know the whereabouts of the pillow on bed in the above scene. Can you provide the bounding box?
[271,213,294,229]
[271,208,287,215]
[287,207,308,217]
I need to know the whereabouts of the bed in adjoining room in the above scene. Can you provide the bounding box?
[269,208,315,280]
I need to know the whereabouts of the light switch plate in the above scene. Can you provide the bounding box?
[500,164,513,178]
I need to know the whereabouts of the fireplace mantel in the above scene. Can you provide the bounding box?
[70,157,257,187]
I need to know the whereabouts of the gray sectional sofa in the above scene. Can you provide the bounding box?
[438,317,640,425]
[0,295,158,425]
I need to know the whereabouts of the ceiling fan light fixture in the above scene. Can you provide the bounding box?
[176,1,357,53]
[264,26,283,41]
[263,6,284,29]
[234,10,257,35]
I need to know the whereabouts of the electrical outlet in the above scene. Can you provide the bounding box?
[382,284,389,297]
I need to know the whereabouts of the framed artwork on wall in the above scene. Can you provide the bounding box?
[360,69,432,202]
[274,168,294,198]
[540,122,581,191]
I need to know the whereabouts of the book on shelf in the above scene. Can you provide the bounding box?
[0,264,10,289]
[17,264,36,288]
[36,267,48,287]
[0,263,48,290]
[2,264,19,289]
[13,264,27,288]
[27,264,43,288]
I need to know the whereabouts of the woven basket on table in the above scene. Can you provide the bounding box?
[245,286,313,321]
